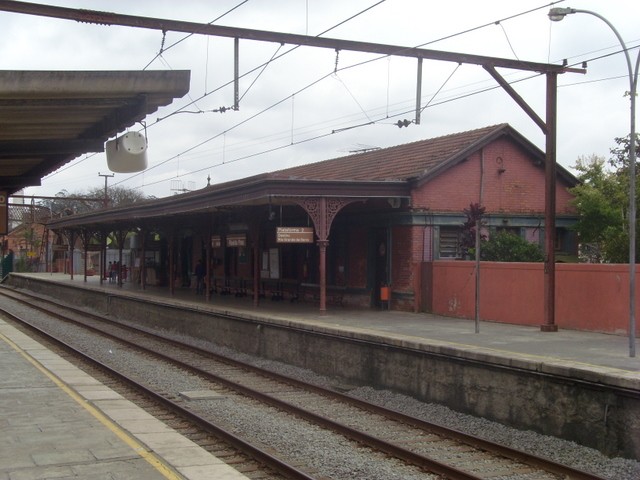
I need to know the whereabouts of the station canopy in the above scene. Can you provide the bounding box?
[0,70,190,195]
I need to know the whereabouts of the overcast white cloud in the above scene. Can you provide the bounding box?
[1,0,638,199]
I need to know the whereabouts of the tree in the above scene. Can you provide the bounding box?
[86,184,148,207]
[481,230,544,262]
[569,133,640,263]
[458,203,543,262]
[39,185,150,218]
[460,202,486,258]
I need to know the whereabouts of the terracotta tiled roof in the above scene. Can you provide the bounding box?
[270,124,511,182]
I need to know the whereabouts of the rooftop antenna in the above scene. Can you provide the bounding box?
[170,179,195,195]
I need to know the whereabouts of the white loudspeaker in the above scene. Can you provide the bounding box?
[106,132,148,173]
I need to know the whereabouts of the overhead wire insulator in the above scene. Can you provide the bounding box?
[396,119,412,128]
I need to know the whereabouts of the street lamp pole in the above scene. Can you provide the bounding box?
[549,7,639,357]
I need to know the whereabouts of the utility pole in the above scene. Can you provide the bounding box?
[98,172,114,208]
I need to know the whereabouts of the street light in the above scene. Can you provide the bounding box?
[549,7,639,357]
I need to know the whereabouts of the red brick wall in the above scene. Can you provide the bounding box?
[412,138,575,215]
[391,225,413,291]
[388,225,426,311]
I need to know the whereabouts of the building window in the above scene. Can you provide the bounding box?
[555,227,570,252]
[439,227,461,258]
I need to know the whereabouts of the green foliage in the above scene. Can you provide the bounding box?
[86,185,147,207]
[38,185,149,217]
[481,231,544,262]
[569,133,640,263]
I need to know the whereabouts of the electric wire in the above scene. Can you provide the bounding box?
[332,73,374,122]
[127,0,567,174]
[35,1,632,194]
[496,21,520,60]
[137,0,563,132]
[58,37,638,194]
[40,1,250,182]
[109,1,390,187]
[169,1,388,117]
[142,0,250,71]
[128,41,640,192]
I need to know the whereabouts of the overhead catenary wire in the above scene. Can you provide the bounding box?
[108,1,390,187]
[53,35,637,194]
[112,1,570,187]
[35,1,630,194]
[124,40,640,192]
[142,0,250,71]
[40,1,251,182]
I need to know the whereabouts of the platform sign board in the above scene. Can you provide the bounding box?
[276,227,314,244]
[211,235,222,248]
[0,192,7,236]
[226,233,246,247]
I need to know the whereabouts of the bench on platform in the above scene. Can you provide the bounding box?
[300,283,346,306]
[260,278,300,302]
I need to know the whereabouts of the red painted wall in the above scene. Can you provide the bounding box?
[429,260,640,335]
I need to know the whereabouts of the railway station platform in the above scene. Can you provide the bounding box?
[0,316,249,480]
[2,272,640,463]
[14,272,640,376]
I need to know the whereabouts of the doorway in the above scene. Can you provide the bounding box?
[372,228,389,308]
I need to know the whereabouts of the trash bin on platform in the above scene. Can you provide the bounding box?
[380,285,390,310]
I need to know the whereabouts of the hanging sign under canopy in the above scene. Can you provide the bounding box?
[276,227,314,244]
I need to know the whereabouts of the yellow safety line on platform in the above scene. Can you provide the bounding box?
[0,329,183,480]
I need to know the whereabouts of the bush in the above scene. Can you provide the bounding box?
[481,231,544,262]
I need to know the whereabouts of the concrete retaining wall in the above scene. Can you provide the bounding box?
[6,274,639,460]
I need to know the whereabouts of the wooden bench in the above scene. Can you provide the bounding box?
[300,283,346,306]
[234,278,248,297]
[210,276,232,295]
[260,279,300,302]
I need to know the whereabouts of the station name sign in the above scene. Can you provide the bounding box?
[211,234,246,248]
[276,227,314,244]
[226,233,246,247]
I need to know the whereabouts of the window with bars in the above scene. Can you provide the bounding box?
[439,227,461,258]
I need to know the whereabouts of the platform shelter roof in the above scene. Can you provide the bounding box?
[0,70,190,195]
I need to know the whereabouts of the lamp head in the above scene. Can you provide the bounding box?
[548,7,576,21]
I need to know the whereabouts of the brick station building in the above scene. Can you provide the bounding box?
[47,123,578,312]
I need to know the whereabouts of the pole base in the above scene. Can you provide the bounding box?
[540,324,558,332]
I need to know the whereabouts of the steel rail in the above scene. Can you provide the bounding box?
[0,305,318,480]
[0,287,607,480]
[0,291,483,479]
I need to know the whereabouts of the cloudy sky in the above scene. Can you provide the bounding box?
[1,0,639,199]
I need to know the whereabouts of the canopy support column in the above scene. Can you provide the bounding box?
[295,197,360,312]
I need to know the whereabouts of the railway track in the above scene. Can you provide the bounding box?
[0,286,606,480]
